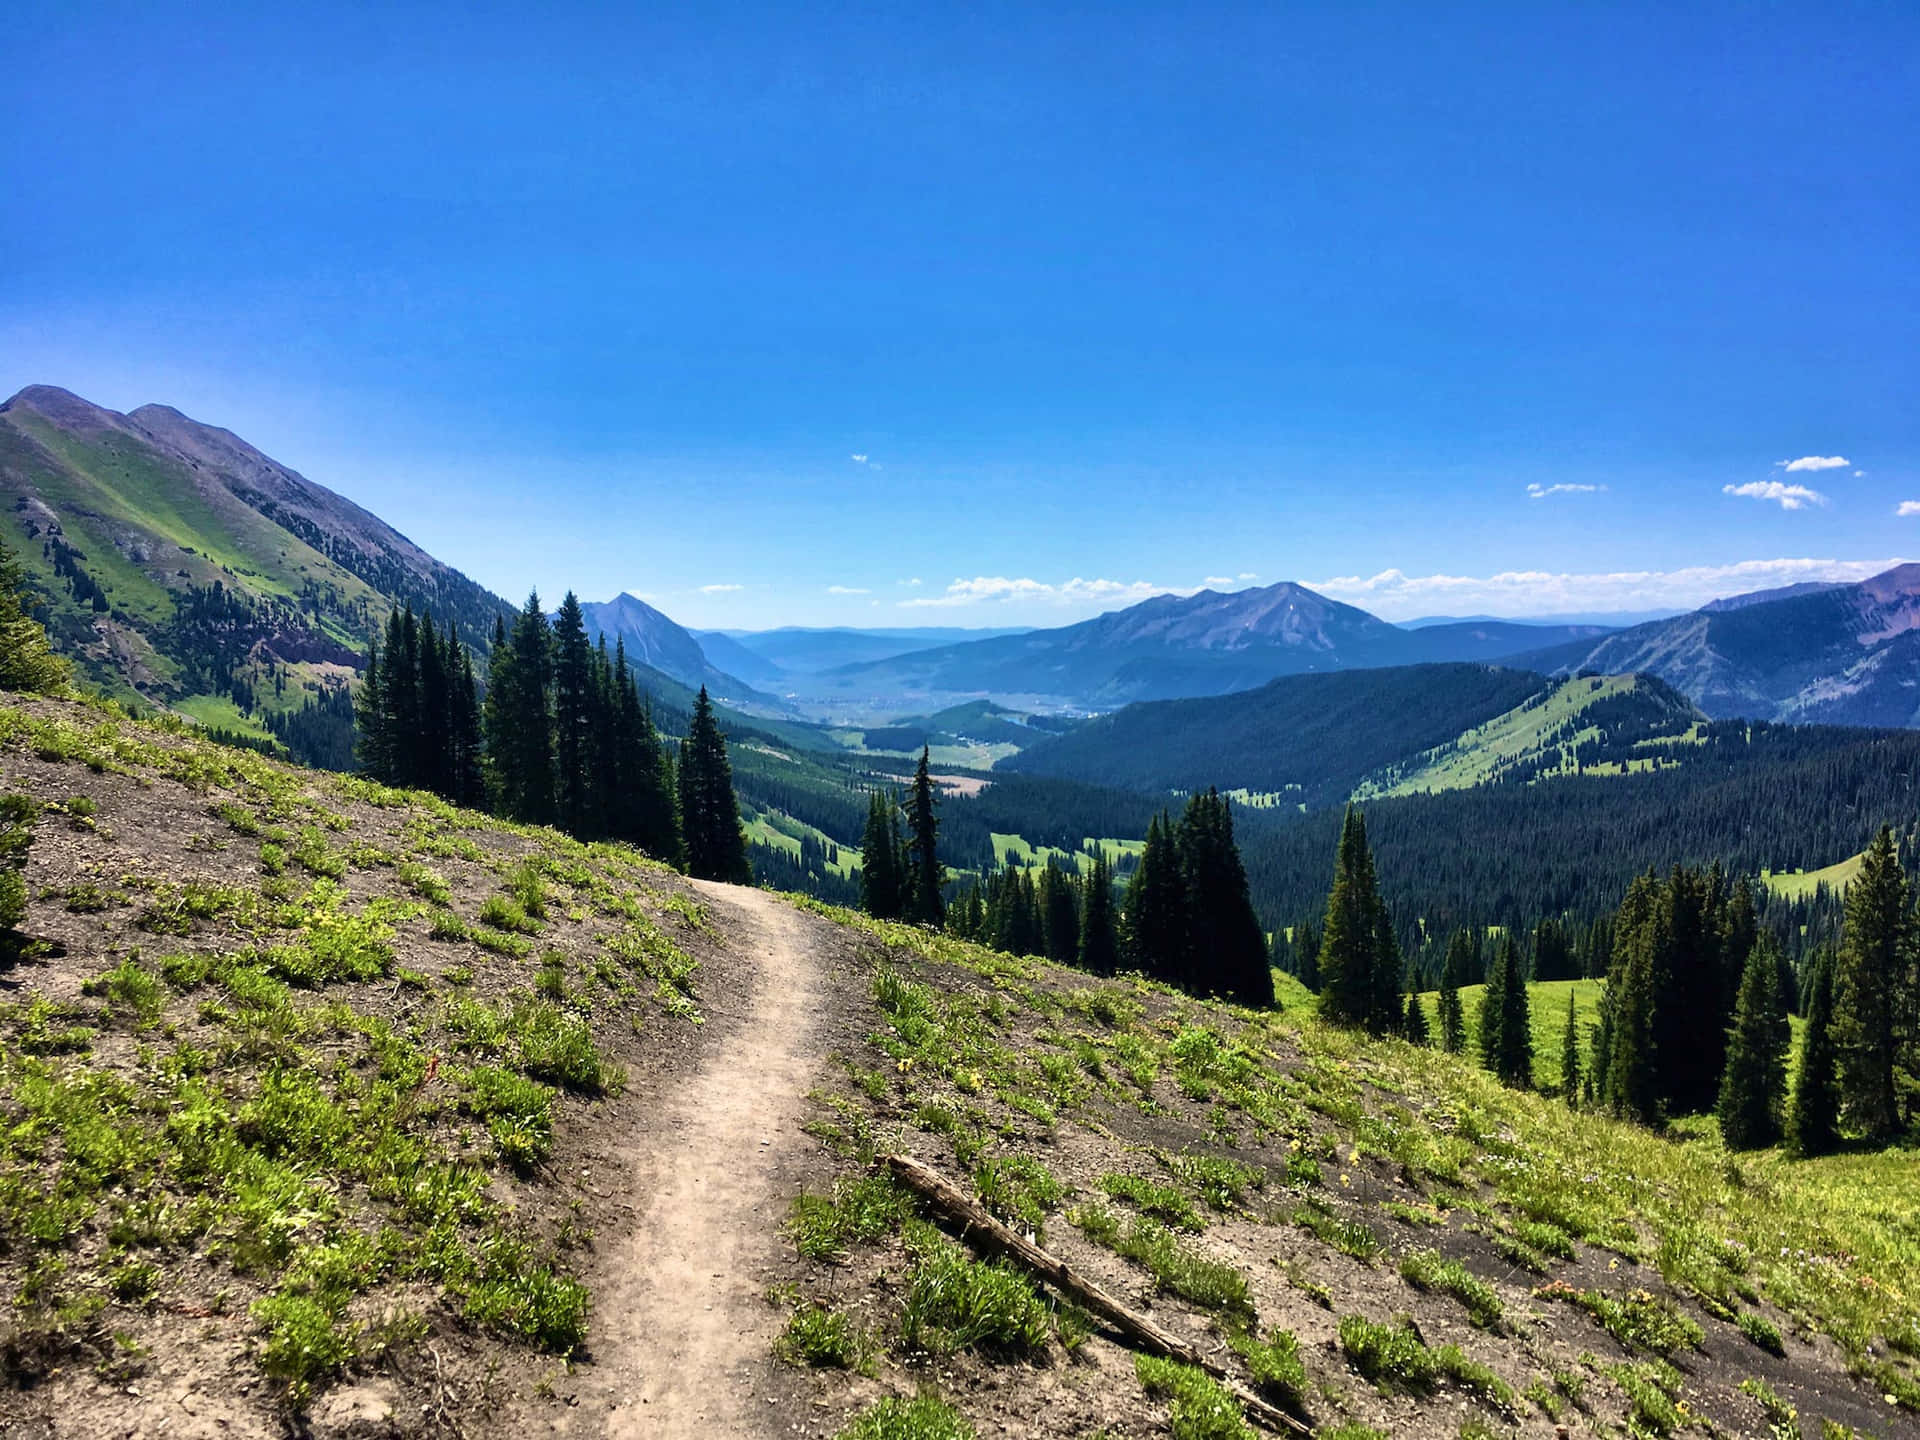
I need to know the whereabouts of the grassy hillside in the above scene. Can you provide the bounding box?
[779,906,1919,1438]
[1355,673,1703,800]
[1002,663,1551,806]
[1763,850,1868,902]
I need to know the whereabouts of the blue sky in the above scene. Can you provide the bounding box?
[4,2,1915,628]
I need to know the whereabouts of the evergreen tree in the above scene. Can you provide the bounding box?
[1177,789,1273,1008]
[355,634,391,778]
[487,594,556,824]
[416,611,451,797]
[1403,983,1430,1046]
[1789,949,1843,1157]
[1368,901,1403,1034]
[1717,935,1791,1150]
[1482,933,1532,1087]
[448,625,485,808]
[1293,918,1321,991]
[0,533,69,695]
[860,788,905,920]
[1078,850,1120,976]
[1560,988,1581,1101]
[901,748,945,926]
[1832,825,1911,1141]
[1606,873,1665,1124]
[613,650,682,864]
[1317,809,1384,1028]
[550,592,595,834]
[1040,857,1079,962]
[1123,813,1187,983]
[1438,933,1467,1054]
[677,686,751,883]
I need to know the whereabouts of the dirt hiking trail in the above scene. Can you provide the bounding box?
[543,883,829,1439]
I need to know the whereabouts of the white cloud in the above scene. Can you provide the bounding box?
[1724,481,1827,511]
[1898,502,1920,518]
[1313,557,1902,621]
[899,578,923,588]
[698,583,744,594]
[826,584,870,595]
[1856,470,1866,478]
[850,454,868,464]
[901,575,1177,610]
[1526,482,1606,499]
[1203,576,1236,587]
[1238,571,1259,581]
[1777,455,1850,472]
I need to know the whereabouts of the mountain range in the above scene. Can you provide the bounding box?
[1526,565,1920,726]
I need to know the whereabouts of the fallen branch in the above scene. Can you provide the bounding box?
[882,1154,1310,1437]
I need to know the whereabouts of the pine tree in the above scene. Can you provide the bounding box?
[1123,813,1187,984]
[1789,949,1842,1157]
[1293,918,1321,991]
[1040,857,1079,962]
[1078,850,1120,976]
[1482,933,1532,1087]
[901,748,945,926]
[1403,983,1430,1046]
[1177,789,1273,1008]
[1560,989,1581,1101]
[550,592,595,834]
[1317,809,1384,1028]
[860,788,904,920]
[1606,873,1665,1123]
[614,653,681,864]
[486,594,556,825]
[0,533,69,695]
[1832,825,1910,1141]
[1368,901,1403,1034]
[677,686,750,883]
[355,634,391,779]
[1717,935,1791,1150]
[448,629,485,808]
[1438,933,1467,1054]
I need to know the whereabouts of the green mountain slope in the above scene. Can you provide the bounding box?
[0,385,514,735]
[1353,672,1704,799]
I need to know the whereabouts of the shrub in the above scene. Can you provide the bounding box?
[834,1396,975,1440]
[1231,1326,1309,1413]
[461,1232,588,1353]
[1339,1314,1437,1393]
[901,1227,1050,1357]
[788,1174,913,1260]
[1738,1309,1786,1355]
[1400,1248,1504,1329]
[479,894,540,934]
[1074,1207,1252,1320]
[776,1305,865,1369]
[1102,1172,1204,1231]
[1135,1354,1255,1440]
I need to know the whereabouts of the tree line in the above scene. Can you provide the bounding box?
[356,589,750,881]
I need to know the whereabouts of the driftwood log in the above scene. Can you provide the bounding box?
[882,1153,1311,1437]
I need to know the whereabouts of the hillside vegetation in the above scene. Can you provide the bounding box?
[777,907,1917,1439]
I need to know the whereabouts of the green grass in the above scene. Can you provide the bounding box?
[1761,849,1866,901]
[1135,1354,1255,1440]
[900,1223,1051,1357]
[833,1395,975,1440]
[1419,977,1604,1092]
[1400,1247,1504,1329]
[1073,1205,1252,1319]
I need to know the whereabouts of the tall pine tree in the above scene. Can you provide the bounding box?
[1789,949,1842,1157]
[901,748,945,926]
[1123,813,1187,984]
[1317,809,1385,1028]
[860,788,905,920]
[1078,850,1120,976]
[1177,789,1273,1008]
[677,687,751,883]
[1716,935,1791,1150]
[550,593,595,834]
[1832,826,1911,1141]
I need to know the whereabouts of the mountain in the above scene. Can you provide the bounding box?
[1528,564,1920,725]
[688,628,790,688]
[1000,663,1556,806]
[575,593,785,713]
[716,625,1032,675]
[0,384,514,733]
[1700,580,1847,613]
[810,582,1611,710]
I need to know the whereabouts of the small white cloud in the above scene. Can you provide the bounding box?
[899,578,923,588]
[850,454,868,464]
[1898,502,1920,518]
[1203,576,1235,587]
[1526,482,1606,499]
[698,583,744,594]
[826,585,870,595]
[901,575,1178,609]
[1856,470,1867,477]
[1237,572,1259,581]
[1776,455,1850,472]
[1724,481,1828,511]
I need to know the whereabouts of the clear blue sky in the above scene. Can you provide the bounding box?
[4,2,1915,628]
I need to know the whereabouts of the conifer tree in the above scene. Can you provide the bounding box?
[1606,872,1665,1123]
[1123,813,1186,983]
[1403,984,1430,1046]
[1438,933,1467,1054]
[355,633,391,778]
[1481,933,1533,1087]
[550,592,595,834]
[1177,789,1273,1008]
[1293,918,1321,991]
[612,648,681,864]
[1717,935,1791,1150]
[1369,902,1403,1034]
[0,533,69,695]
[1789,949,1842,1157]
[486,594,556,824]
[677,686,750,883]
[1317,809,1384,1028]
[448,627,485,808]
[1832,825,1910,1141]
[901,748,945,926]
[1560,989,1581,1101]
[1078,850,1120,976]
[1040,857,1079,962]
[860,788,905,920]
